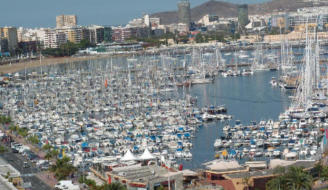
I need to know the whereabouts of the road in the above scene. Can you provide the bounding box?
[0,150,52,190]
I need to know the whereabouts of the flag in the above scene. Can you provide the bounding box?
[105,79,108,88]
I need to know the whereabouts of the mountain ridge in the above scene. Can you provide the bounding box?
[151,0,323,25]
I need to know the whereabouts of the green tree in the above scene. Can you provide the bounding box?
[17,127,29,137]
[5,171,10,179]
[286,166,312,190]
[44,149,59,164]
[195,33,204,43]
[51,156,76,180]
[266,166,313,190]
[231,33,240,40]
[27,135,39,145]
[42,144,53,152]
[42,39,94,57]
[43,144,54,162]
[78,39,95,49]
[99,183,127,190]
[311,161,324,180]
[9,125,18,132]
[266,175,288,190]
[321,165,328,181]
[178,35,189,44]
[45,152,52,162]
[79,176,97,189]
[0,115,12,124]
[51,149,59,159]
[0,145,7,153]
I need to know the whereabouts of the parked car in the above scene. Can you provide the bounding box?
[23,162,30,168]
[11,148,19,153]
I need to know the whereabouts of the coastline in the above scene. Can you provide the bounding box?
[0,54,112,74]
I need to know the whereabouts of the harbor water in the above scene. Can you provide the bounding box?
[179,71,291,169]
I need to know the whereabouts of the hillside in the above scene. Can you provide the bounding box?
[151,0,324,25]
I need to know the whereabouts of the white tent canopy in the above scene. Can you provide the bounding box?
[139,148,156,160]
[121,150,137,161]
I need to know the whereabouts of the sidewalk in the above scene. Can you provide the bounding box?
[37,171,58,187]
[0,125,46,158]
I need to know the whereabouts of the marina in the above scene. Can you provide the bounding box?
[1,37,328,174]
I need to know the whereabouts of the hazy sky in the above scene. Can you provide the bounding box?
[0,0,270,28]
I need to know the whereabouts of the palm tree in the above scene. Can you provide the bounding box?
[42,144,52,152]
[45,152,52,162]
[322,165,328,181]
[311,161,324,180]
[51,149,59,158]
[267,166,313,190]
[43,144,56,161]
[266,175,288,190]
[100,182,127,190]
[51,156,76,180]
[285,166,313,190]
[266,166,288,190]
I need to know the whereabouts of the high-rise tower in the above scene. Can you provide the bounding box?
[56,15,77,28]
[178,0,191,26]
[238,4,249,30]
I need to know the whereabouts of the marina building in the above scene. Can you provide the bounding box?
[111,27,129,42]
[268,7,328,32]
[87,25,105,44]
[127,14,161,31]
[150,17,161,28]
[43,28,67,48]
[287,13,328,31]
[264,31,328,42]
[166,23,189,34]
[18,41,38,53]
[178,0,191,27]
[103,26,112,42]
[202,160,316,190]
[105,165,183,190]
[272,7,328,31]
[56,15,77,28]
[112,26,150,42]
[88,149,185,190]
[64,27,83,44]
[270,14,289,29]
[0,38,8,53]
[198,14,220,26]
[0,27,18,52]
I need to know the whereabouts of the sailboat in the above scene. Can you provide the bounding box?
[191,48,213,84]
[252,43,268,71]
